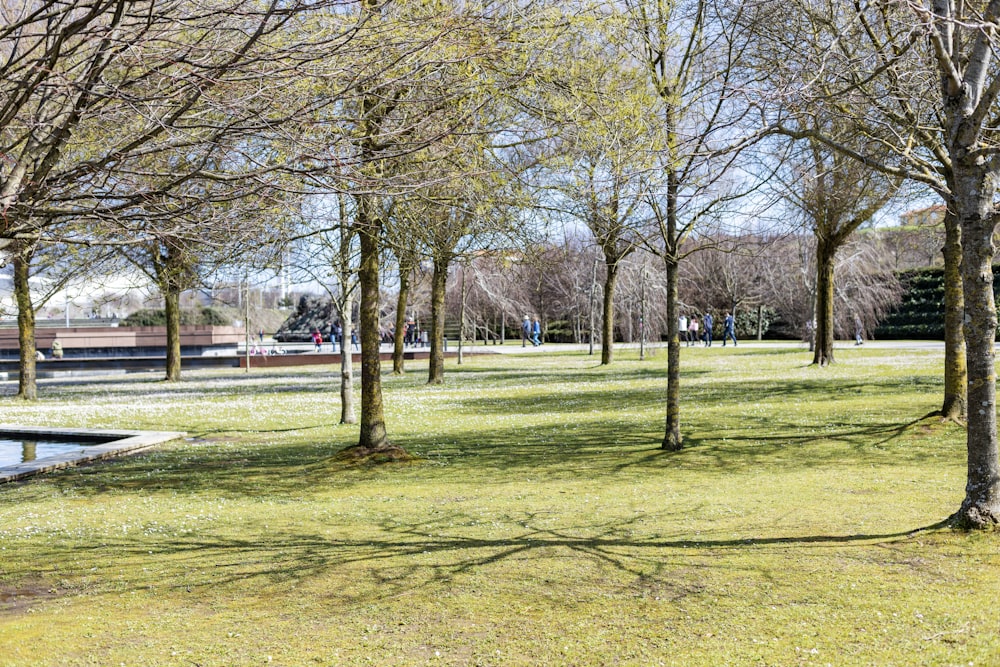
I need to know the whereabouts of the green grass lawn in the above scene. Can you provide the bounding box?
[0,344,996,666]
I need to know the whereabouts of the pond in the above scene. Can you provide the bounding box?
[0,436,115,467]
[0,427,186,483]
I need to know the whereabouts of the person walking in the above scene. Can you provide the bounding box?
[702,312,714,347]
[687,316,699,347]
[678,314,688,344]
[723,312,737,347]
[522,315,531,347]
[531,317,542,346]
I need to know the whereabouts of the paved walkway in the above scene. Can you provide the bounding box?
[243,339,948,358]
[452,339,947,354]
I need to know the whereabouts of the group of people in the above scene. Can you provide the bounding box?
[521,315,542,346]
[403,318,428,347]
[679,312,737,347]
[312,324,359,353]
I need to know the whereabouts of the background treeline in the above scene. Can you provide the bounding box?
[399,223,945,345]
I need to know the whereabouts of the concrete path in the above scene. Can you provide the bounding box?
[453,339,947,354]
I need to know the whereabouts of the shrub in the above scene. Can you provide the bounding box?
[121,306,230,327]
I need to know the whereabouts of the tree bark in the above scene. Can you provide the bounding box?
[356,195,389,451]
[163,287,182,382]
[811,237,836,366]
[940,206,967,421]
[951,167,1000,528]
[663,257,682,450]
[428,254,448,384]
[13,244,37,401]
[601,259,618,365]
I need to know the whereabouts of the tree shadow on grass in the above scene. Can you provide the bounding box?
[16,387,957,500]
[15,368,346,400]
[0,350,956,498]
[6,509,950,609]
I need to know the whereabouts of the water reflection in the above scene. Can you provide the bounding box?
[0,438,95,466]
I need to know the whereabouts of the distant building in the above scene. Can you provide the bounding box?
[899,204,946,228]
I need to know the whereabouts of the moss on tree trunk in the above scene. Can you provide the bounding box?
[601,260,618,366]
[163,288,182,382]
[663,259,682,450]
[951,168,1000,529]
[428,255,448,385]
[812,238,836,366]
[13,244,37,401]
[355,198,390,452]
[392,268,410,375]
[941,207,967,422]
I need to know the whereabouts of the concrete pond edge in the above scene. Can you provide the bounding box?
[0,425,186,483]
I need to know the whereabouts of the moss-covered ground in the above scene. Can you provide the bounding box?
[0,343,996,666]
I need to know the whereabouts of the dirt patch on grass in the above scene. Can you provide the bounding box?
[332,444,417,465]
[322,444,420,468]
[0,582,61,615]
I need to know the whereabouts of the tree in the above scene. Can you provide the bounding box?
[288,193,361,424]
[4,229,114,399]
[782,128,900,365]
[756,0,966,420]
[0,0,350,388]
[387,226,420,375]
[624,0,762,449]
[758,0,1000,526]
[754,232,902,343]
[539,34,655,365]
[413,146,518,385]
[330,0,531,453]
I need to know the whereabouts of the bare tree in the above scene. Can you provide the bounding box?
[782,129,901,365]
[756,0,1000,526]
[326,0,536,453]
[288,193,361,424]
[624,0,764,449]
[0,0,357,391]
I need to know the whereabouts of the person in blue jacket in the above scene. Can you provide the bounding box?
[723,312,737,347]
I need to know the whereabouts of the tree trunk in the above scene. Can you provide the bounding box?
[663,258,682,450]
[601,259,618,365]
[356,197,389,451]
[163,286,182,382]
[811,237,836,366]
[940,206,967,421]
[338,294,356,425]
[428,255,448,384]
[13,244,37,401]
[951,173,1000,529]
[392,266,411,375]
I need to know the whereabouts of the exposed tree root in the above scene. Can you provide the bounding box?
[947,506,1000,531]
[332,443,416,465]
